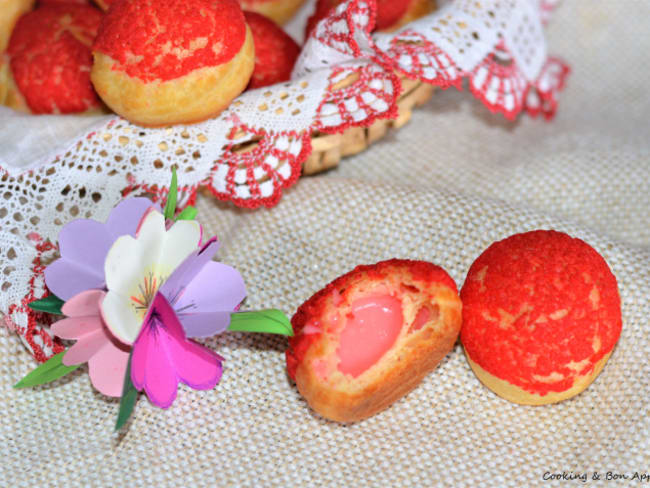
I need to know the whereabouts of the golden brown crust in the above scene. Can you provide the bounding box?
[293,267,462,423]
[241,0,306,25]
[90,25,255,127]
[0,0,34,52]
[0,53,29,111]
[465,352,612,405]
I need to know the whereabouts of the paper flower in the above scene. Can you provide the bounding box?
[131,292,224,408]
[44,197,155,301]
[160,237,247,338]
[100,208,246,344]
[51,290,130,397]
[17,169,292,431]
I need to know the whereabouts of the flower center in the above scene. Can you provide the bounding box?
[129,269,167,320]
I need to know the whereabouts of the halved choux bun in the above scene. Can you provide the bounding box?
[239,0,306,25]
[0,0,34,52]
[286,259,462,423]
[460,230,622,405]
[91,0,255,127]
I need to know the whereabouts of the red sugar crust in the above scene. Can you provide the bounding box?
[286,258,457,380]
[93,0,246,82]
[460,230,622,396]
[305,0,411,36]
[8,5,102,113]
[244,11,300,89]
[375,0,410,30]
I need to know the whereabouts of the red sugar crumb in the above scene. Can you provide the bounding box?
[305,0,410,36]
[375,0,410,30]
[244,11,300,89]
[93,0,247,82]
[286,258,457,380]
[460,230,622,396]
[8,5,102,113]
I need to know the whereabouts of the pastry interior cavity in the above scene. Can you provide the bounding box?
[312,280,443,382]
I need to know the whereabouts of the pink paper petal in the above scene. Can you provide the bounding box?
[167,336,222,391]
[130,293,223,409]
[131,294,180,408]
[61,290,105,318]
[88,340,130,397]
[130,318,151,393]
[62,327,107,366]
[51,316,103,341]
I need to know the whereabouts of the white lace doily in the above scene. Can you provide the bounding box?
[0,0,569,360]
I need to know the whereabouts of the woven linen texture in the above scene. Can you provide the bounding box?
[1,0,648,486]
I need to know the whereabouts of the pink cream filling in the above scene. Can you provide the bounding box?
[337,294,403,378]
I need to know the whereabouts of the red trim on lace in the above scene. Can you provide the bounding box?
[468,42,528,121]
[8,241,63,363]
[379,31,463,90]
[315,64,401,134]
[312,0,376,58]
[205,127,310,209]
[525,56,570,120]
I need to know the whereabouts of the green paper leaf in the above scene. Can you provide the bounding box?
[175,205,197,221]
[13,352,80,389]
[115,353,138,431]
[164,167,178,221]
[28,294,65,315]
[228,309,293,336]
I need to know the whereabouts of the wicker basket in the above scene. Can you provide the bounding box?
[303,76,435,175]
[228,75,435,176]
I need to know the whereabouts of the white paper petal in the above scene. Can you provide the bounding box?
[100,291,142,345]
[158,220,202,275]
[104,211,165,293]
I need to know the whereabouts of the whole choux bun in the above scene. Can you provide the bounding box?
[91,0,255,126]
[460,230,622,405]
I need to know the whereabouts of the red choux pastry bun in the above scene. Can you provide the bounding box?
[91,0,255,127]
[306,0,435,38]
[239,0,306,26]
[286,259,462,423]
[0,0,34,53]
[4,4,103,114]
[244,11,300,89]
[460,230,622,405]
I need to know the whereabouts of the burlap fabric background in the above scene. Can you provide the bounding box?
[2,1,648,486]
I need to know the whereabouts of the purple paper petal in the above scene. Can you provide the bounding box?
[45,258,106,302]
[106,197,158,240]
[45,198,154,300]
[159,237,220,306]
[176,311,233,338]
